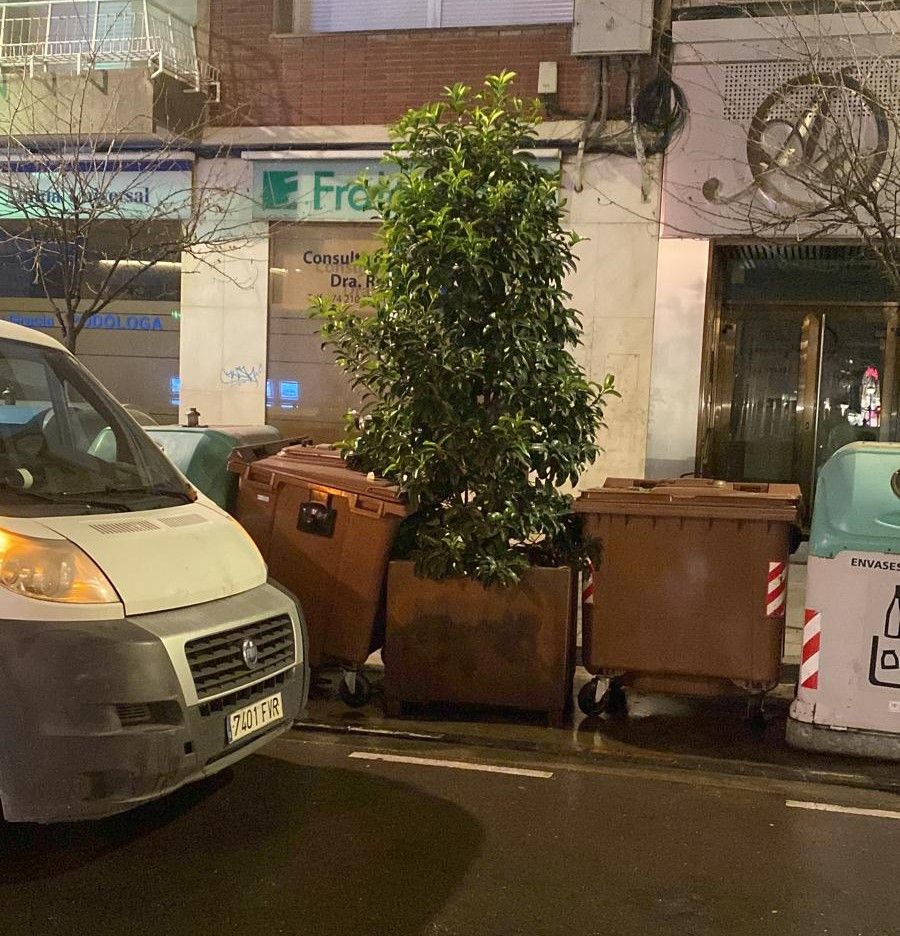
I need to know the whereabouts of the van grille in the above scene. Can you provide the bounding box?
[198,671,288,718]
[185,615,295,700]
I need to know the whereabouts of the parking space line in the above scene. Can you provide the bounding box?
[349,751,554,779]
[786,800,900,820]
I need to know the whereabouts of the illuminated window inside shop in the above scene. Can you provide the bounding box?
[267,222,377,440]
[0,220,181,302]
[279,380,300,408]
[0,220,182,424]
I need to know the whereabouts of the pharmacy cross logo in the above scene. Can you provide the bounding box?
[703,70,890,212]
[261,169,299,211]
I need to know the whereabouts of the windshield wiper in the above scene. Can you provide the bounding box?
[0,483,66,505]
[0,483,132,512]
[52,485,196,511]
[100,485,197,505]
[147,486,197,504]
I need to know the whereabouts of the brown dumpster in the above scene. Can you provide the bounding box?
[574,478,801,719]
[229,445,412,706]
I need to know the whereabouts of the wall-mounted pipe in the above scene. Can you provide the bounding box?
[574,57,608,193]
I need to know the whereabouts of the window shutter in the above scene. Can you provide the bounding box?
[440,0,574,27]
[292,0,573,34]
[310,0,429,32]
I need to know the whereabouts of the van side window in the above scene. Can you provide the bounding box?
[0,337,191,513]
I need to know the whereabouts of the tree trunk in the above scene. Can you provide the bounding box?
[61,313,78,354]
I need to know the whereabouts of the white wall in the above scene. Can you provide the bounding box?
[645,238,709,479]
[154,0,198,21]
[180,150,663,463]
[179,158,269,426]
[561,152,662,489]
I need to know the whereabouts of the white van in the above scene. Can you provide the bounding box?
[0,322,308,822]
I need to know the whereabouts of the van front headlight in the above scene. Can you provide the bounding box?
[0,530,119,604]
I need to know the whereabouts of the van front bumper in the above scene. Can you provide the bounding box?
[0,582,309,823]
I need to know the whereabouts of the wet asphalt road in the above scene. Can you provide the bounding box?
[1,730,898,936]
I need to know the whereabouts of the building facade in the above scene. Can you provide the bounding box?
[180,0,663,487]
[0,0,217,423]
[651,3,900,510]
[3,1,894,501]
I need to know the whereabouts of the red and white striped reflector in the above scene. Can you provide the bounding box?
[766,561,787,618]
[582,559,594,607]
[800,609,821,690]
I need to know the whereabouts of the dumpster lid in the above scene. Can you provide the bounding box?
[575,477,801,521]
[239,445,410,514]
[146,424,282,445]
[228,436,311,467]
[810,442,900,558]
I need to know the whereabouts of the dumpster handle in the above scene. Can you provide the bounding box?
[347,494,385,519]
[246,465,278,489]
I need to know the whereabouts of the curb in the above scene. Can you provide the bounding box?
[292,718,900,796]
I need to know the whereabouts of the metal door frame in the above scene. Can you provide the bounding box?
[697,299,900,492]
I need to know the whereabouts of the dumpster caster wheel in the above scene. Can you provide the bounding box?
[578,679,604,716]
[605,683,628,715]
[746,696,767,732]
[748,710,767,733]
[338,672,372,708]
[578,680,627,717]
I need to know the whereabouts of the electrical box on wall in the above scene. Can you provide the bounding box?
[537,61,558,95]
[572,0,654,55]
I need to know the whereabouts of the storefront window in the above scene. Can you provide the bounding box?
[267,222,378,441]
[0,220,180,302]
[0,220,181,424]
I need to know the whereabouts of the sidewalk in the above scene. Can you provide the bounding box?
[296,663,900,794]
[295,553,900,794]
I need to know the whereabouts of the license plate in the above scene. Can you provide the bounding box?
[226,692,284,744]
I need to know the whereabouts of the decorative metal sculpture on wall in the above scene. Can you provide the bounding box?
[702,69,891,214]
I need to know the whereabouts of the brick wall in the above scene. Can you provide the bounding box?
[209,0,625,127]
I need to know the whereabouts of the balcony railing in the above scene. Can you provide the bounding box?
[0,0,219,98]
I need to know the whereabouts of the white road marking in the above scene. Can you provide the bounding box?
[296,721,441,741]
[349,751,553,779]
[786,800,900,820]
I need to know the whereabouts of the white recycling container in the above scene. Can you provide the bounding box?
[788,442,900,759]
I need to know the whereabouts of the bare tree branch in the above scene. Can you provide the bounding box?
[647,1,900,294]
[0,6,256,352]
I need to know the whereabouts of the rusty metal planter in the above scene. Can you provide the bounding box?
[383,561,576,726]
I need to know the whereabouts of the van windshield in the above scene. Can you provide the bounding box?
[0,337,193,516]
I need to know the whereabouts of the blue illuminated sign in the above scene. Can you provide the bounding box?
[6,312,164,331]
[279,380,300,408]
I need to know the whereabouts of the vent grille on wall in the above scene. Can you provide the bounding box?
[726,243,879,271]
[722,58,900,122]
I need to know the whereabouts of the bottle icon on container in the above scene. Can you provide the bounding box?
[869,585,900,686]
[886,585,900,638]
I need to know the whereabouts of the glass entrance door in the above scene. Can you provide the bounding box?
[702,304,899,511]
[811,308,896,481]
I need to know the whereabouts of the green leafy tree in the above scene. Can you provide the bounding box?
[315,72,616,585]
